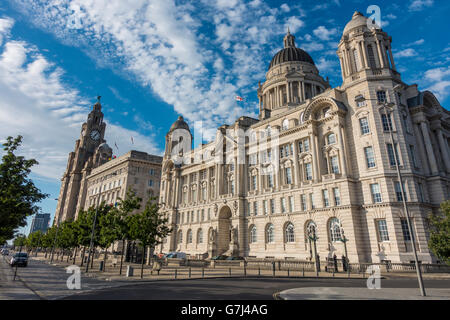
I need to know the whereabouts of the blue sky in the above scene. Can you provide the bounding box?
[0,0,449,237]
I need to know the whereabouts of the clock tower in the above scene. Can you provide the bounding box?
[54,97,107,225]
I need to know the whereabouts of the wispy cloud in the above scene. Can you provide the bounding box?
[409,0,434,12]
[422,66,450,101]
[0,18,160,180]
[394,48,418,58]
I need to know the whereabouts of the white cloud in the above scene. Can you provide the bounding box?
[0,17,14,45]
[394,48,418,58]
[313,25,338,41]
[280,4,290,12]
[0,23,160,180]
[422,66,450,101]
[409,0,434,11]
[315,57,338,73]
[9,0,307,142]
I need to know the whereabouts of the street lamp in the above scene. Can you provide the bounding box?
[356,87,426,296]
[50,198,60,263]
[339,225,349,273]
[307,223,320,276]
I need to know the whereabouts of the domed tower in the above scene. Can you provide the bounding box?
[338,11,400,86]
[164,116,192,164]
[259,30,329,120]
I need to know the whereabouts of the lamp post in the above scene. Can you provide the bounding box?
[339,226,349,272]
[50,198,60,263]
[307,224,319,276]
[357,88,426,296]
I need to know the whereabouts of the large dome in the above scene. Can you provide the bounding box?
[343,11,370,35]
[269,31,315,70]
[169,116,190,133]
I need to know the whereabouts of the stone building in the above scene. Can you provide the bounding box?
[158,12,450,263]
[54,98,163,225]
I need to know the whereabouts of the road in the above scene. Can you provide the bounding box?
[1,253,449,300]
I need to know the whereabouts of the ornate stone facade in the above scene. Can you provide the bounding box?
[159,12,450,263]
[54,100,163,225]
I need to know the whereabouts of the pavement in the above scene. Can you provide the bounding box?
[277,287,450,300]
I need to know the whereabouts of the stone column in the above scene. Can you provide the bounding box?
[359,41,367,69]
[293,141,300,186]
[375,39,385,68]
[337,125,348,176]
[437,128,450,173]
[388,45,396,70]
[301,81,306,101]
[310,131,319,182]
[420,121,438,174]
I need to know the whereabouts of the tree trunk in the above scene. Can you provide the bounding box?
[103,250,108,272]
[73,247,78,265]
[44,248,48,258]
[91,249,94,268]
[61,250,64,261]
[141,245,145,279]
[119,239,125,275]
[80,247,86,267]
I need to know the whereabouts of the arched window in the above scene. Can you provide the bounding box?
[327,133,336,145]
[187,229,193,244]
[285,223,295,243]
[352,49,360,72]
[323,106,331,118]
[197,229,203,244]
[282,119,289,131]
[305,220,317,239]
[329,218,342,242]
[266,224,275,243]
[249,225,257,243]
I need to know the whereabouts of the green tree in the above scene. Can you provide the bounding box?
[129,197,171,278]
[428,201,450,265]
[58,221,79,262]
[98,206,119,272]
[41,227,56,258]
[13,234,27,249]
[114,189,142,275]
[0,136,48,243]
[27,230,44,256]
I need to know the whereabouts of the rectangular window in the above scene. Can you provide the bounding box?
[310,193,315,209]
[359,117,370,135]
[370,183,382,203]
[331,156,340,174]
[247,202,252,216]
[377,90,387,103]
[270,199,275,214]
[254,202,258,216]
[387,143,400,166]
[394,181,407,201]
[377,219,390,241]
[301,194,307,211]
[263,200,268,215]
[268,174,274,188]
[417,183,424,202]
[357,100,367,108]
[285,167,292,184]
[333,188,341,206]
[381,113,393,132]
[401,219,412,241]
[281,198,287,213]
[364,146,376,168]
[298,138,310,153]
[323,189,330,207]
[305,163,313,181]
[289,196,294,212]
[252,175,257,190]
[149,168,154,175]
[409,145,418,168]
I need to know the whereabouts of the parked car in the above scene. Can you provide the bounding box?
[1,248,9,256]
[225,256,244,261]
[173,252,187,259]
[10,252,28,267]
[164,252,176,258]
[211,255,228,260]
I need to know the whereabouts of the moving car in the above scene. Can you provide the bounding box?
[10,252,28,267]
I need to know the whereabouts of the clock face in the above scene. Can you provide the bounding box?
[90,130,101,141]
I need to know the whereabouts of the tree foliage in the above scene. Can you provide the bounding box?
[0,136,48,243]
[428,201,450,265]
